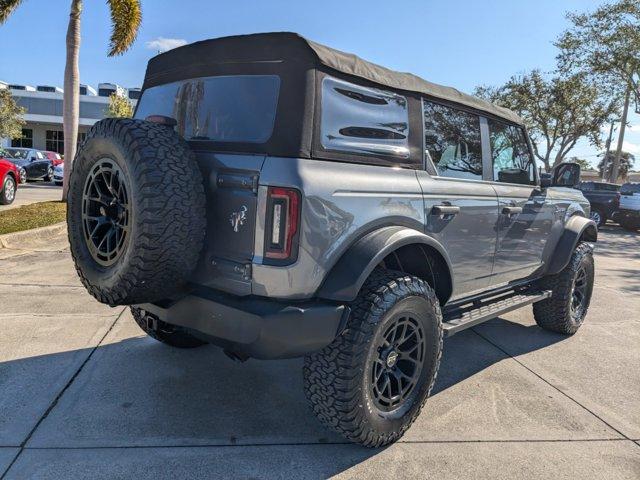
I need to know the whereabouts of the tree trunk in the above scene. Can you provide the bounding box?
[61,0,82,201]
[609,87,631,184]
[602,121,616,180]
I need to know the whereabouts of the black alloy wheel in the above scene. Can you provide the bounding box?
[570,265,588,320]
[81,159,130,267]
[370,315,426,411]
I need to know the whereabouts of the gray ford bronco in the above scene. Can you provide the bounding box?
[67,33,597,447]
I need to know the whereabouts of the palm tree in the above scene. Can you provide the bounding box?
[0,0,142,200]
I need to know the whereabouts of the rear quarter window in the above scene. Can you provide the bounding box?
[320,76,410,160]
[134,75,280,143]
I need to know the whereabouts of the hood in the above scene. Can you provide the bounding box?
[6,158,28,168]
[0,158,19,172]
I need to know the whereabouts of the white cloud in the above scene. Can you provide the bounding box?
[622,140,640,155]
[145,37,187,53]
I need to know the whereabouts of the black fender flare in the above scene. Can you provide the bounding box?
[546,215,597,275]
[316,226,454,302]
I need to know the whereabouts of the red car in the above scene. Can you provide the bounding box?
[0,157,20,205]
[44,151,64,166]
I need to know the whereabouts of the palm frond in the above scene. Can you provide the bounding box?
[106,0,142,56]
[0,0,24,24]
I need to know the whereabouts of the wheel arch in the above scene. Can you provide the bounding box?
[545,215,597,276]
[316,226,454,304]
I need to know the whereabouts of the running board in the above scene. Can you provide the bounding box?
[442,290,552,337]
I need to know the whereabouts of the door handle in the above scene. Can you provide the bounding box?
[431,205,460,216]
[502,206,523,216]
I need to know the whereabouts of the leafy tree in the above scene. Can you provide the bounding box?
[475,70,616,172]
[556,0,640,182]
[566,156,593,171]
[598,150,635,182]
[107,93,134,118]
[0,89,26,140]
[0,0,142,200]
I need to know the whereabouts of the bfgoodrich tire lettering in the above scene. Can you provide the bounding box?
[303,269,443,447]
[68,118,206,305]
[533,241,594,334]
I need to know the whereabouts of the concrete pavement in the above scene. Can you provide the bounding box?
[0,225,638,479]
[0,182,62,212]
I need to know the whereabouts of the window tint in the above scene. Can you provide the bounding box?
[321,77,410,160]
[135,75,280,143]
[423,100,483,180]
[621,183,640,194]
[488,120,535,185]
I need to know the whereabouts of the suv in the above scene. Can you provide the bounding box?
[66,33,597,448]
[577,181,620,227]
[616,182,640,231]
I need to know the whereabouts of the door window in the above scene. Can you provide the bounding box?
[422,100,483,180]
[488,120,535,185]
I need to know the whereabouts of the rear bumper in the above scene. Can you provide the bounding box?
[137,288,347,360]
[617,208,640,219]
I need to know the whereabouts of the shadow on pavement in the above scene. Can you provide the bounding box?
[0,316,573,477]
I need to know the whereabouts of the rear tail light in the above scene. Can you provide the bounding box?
[264,186,300,264]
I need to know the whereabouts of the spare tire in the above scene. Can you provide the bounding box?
[68,118,206,305]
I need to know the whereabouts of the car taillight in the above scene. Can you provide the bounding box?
[264,186,300,264]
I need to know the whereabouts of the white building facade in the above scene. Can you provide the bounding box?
[1,82,138,155]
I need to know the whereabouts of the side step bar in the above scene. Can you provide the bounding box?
[442,289,552,337]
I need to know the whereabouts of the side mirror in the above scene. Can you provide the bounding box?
[30,157,37,162]
[552,162,581,188]
[540,172,552,188]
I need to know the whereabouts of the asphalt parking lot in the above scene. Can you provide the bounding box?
[0,182,61,212]
[0,224,638,479]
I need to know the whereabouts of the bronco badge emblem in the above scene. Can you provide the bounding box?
[230,206,248,233]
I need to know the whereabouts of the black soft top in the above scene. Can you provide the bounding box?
[143,32,523,126]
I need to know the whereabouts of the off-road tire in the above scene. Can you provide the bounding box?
[130,307,206,348]
[0,175,16,205]
[533,242,594,335]
[68,118,206,305]
[303,269,443,447]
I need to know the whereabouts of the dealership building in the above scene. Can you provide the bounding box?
[0,81,139,155]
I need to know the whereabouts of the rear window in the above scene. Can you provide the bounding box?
[134,75,280,143]
[593,183,620,192]
[621,183,640,194]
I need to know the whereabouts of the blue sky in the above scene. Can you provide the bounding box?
[0,0,638,167]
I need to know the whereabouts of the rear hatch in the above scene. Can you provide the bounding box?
[134,75,282,295]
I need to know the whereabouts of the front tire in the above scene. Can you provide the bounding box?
[304,269,443,447]
[130,307,206,348]
[533,242,594,334]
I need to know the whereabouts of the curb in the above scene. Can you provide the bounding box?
[0,222,67,250]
